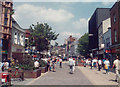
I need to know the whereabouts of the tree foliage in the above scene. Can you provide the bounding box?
[29,22,59,52]
[55,42,59,46]
[77,33,89,57]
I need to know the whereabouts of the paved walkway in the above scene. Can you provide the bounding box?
[7,62,119,86]
[77,66,118,85]
[25,62,92,85]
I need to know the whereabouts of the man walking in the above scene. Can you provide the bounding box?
[113,56,120,83]
[98,58,102,71]
[69,57,74,74]
[59,58,62,68]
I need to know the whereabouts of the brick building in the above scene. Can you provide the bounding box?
[0,0,13,61]
[110,1,120,59]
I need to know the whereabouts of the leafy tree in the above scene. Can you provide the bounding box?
[55,42,58,46]
[77,33,89,57]
[29,22,59,52]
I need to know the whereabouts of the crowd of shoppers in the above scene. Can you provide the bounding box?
[83,55,120,83]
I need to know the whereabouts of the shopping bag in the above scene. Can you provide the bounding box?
[104,64,108,69]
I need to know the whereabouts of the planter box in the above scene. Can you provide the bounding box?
[24,69,41,78]
[39,67,47,73]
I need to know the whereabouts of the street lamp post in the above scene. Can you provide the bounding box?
[89,34,94,57]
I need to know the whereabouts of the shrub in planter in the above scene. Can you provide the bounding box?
[39,60,47,67]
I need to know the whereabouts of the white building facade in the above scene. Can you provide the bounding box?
[11,18,25,62]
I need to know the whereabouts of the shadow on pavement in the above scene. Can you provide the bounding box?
[109,79,117,82]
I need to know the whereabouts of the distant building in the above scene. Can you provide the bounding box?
[50,46,65,57]
[65,35,77,57]
[89,8,110,57]
[0,0,13,61]
[69,40,79,57]
[110,1,120,59]
[11,18,25,63]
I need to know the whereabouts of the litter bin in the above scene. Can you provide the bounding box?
[1,72,9,84]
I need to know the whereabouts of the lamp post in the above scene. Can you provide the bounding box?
[89,34,94,57]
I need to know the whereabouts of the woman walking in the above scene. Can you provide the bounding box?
[104,58,110,74]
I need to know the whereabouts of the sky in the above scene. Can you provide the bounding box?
[12,1,116,45]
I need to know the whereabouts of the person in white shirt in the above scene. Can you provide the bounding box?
[4,61,9,70]
[113,56,120,82]
[34,60,39,69]
[69,57,74,74]
[104,58,110,74]
[98,59,102,71]
[73,58,76,71]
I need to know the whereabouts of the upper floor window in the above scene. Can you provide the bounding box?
[115,30,117,42]
[20,34,24,46]
[113,15,116,23]
[4,18,8,26]
[14,32,17,44]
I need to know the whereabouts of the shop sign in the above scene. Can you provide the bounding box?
[2,50,8,54]
[105,50,111,53]
[111,49,117,53]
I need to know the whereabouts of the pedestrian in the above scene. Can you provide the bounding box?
[47,59,50,71]
[98,58,102,71]
[112,55,120,82]
[104,58,110,74]
[4,60,9,70]
[57,58,59,64]
[76,57,79,66]
[59,58,62,68]
[52,58,56,72]
[90,58,93,69]
[102,58,106,69]
[34,60,39,69]
[1,61,4,71]
[73,58,76,71]
[8,58,11,67]
[93,58,98,68]
[83,57,86,67]
[69,57,74,74]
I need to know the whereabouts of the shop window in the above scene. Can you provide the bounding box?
[113,15,116,23]
[4,18,8,26]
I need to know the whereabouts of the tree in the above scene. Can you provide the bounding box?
[77,33,89,57]
[55,42,58,46]
[29,22,59,52]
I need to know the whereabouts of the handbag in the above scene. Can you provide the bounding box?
[104,64,108,69]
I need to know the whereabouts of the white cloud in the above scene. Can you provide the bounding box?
[72,18,87,30]
[61,32,81,38]
[13,4,74,27]
[72,18,89,33]
[102,2,113,6]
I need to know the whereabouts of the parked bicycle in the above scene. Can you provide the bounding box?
[11,67,24,81]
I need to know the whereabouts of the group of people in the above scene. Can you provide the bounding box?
[83,55,120,83]
[0,58,13,72]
